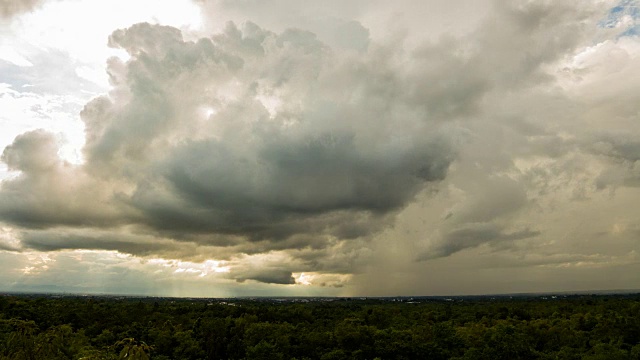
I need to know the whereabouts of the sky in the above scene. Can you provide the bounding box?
[1,0,640,297]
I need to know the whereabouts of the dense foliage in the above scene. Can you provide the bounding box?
[1,293,640,359]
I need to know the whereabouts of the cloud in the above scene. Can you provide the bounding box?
[0,49,104,94]
[0,19,459,284]
[0,0,47,19]
[2,129,59,172]
[419,223,540,260]
[84,21,455,240]
[20,229,189,257]
[590,132,640,188]
[234,269,295,285]
[0,130,132,228]
[5,0,640,293]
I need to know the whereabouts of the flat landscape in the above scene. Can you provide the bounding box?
[2,292,640,359]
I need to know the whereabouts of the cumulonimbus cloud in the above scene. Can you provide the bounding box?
[0,20,458,283]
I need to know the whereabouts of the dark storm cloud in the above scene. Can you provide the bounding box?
[20,230,185,257]
[233,269,296,285]
[0,21,457,255]
[143,132,451,236]
[84,21,456,242]
[1,0,625,293]
[418,223,540,260]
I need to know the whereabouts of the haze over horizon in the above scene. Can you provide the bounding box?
[1,0,640,298]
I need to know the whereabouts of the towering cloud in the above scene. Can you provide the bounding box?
[0,19,459,284]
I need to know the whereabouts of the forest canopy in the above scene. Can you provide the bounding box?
[1,293,640,359]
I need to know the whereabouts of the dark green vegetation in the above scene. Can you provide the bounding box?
[2,294,640,359]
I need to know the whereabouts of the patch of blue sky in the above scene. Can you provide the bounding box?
[620,25,640,37]
[600,0,640,37]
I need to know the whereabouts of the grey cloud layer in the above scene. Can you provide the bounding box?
[3,0,638,290]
